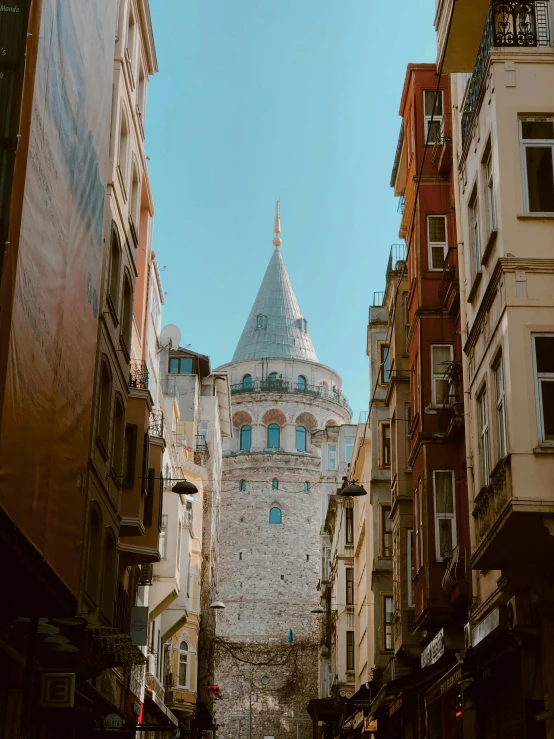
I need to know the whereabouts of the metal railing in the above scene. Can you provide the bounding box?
[462,1,550,150]
[431,113,452,169]
[129,359,149,390]
[386,244,407,277]
[372,291,385,307]
[230,378,352,414]
[438,247,459,304]
[442,545,466,593]
[149,409,164,438]
[397,192,405,215]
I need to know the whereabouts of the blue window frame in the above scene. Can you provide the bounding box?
[272,478,279,490]
[240,425,251,450]
[296,426,307,452]
[240,479,246,492]
[297,375,307,390]
[267,424,280,449]
[169,356,193,375]
[242,374,253,389]
[304,482,309,493]
[269,507,282,524]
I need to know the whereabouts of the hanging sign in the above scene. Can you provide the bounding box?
[40,673,75,708]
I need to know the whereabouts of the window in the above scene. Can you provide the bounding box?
[296,426,307,452]
[159,515,168,558]
[328,444,337,470]
[520,118,554,213]
[304,481,309,493]
[414,480,423,572]
[242,374,253,389]
[346,631,354,671]
[269,507,282,524]
[272,478,279,490]
[344,437,355,464]
[483,146,497,233]
[428,215,447,270]
[98,360,112,450]
[381,505,392,557]
[384,596,393,651]
[494,357,507,459]
[380,343,390,383]
[256,314,266,329]
[108,225,121,310]
[169,356,193,374]
[431,344,453,406]
[240,479,247,492]
[121,274,133,352]
[297,375,307,390]
[532,335,554,443]
[268,372,279,383]
[346,568,354,605]
[468,187,481,277]
[345,505,354,544]
[130,163,140,230]
[478,389,490,486]
[178,641,188,688]
[267,424,281,449]
[433,471,456,560]
[240,425,251,450]
[177,520,182,569]
[423,89,443,144]
[407,530,414,607]
[198,421,209,448]
[381,424,391,468]
[118,110,129,187]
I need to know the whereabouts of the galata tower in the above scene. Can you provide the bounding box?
[213,205,352,739]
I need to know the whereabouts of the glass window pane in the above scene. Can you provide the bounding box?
[268,424,280,448]
[438,519,453,557]
[432,345,451,373]
[243,374,253,389]
[541,380,554,440]
[522,121,554,139]
[526,146,554,212]
[427,120,441,143]
[240,425,251,450]
[429,216,446,242]
[298,375,307,390]
[424,90,442,116]
[435,378,450,405]
[296,426,307,452]
[169,358,179,373]
[431,246,445,269]
[435,471,454,513]
[269,507,281,524]
[535,337,554,373]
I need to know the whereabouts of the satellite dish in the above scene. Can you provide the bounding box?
[160,324,181,350]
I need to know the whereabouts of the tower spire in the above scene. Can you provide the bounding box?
[272,201,282,248]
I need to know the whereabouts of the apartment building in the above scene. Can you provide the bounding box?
[435,0,554,736]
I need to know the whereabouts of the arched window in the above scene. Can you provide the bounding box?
[268,372,278,383]
[240,425,251,450]
[99,359,112,449]
[267,424,280,449]
[304,482,310,493]
[296,426,307,452]
[272,478,279,490]
[86,506,102,603]
[108,225,121,310]
[121,274,133,353]
[178,640,188,687]
[130,163,140,235]
[240,479,246,492]
[297,375,307,390]
[242,374,253,390]
[112,396,125,477]
[101,529,117,620]
[118,109,129,186]
[269,507,282,524]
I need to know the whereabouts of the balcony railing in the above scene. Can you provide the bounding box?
[442,545,467,593]
[386,244,407,277]
[462,1,550,151]
[129,359,149,390]
[438,247,459,307]
[230,378,352,414]
[149,409,164,438]
[431,114,452,173]
[372,291,385,307]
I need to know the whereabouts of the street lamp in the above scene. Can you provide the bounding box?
[310,605,325,614]
[170,479,198,494]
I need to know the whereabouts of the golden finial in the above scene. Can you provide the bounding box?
[273,200,282,248]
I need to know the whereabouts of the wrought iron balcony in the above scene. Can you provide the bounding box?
[149,408,164,438]
[431,114,452,173]
[230,378,352,414]
[438,247,460,311]
[386,244,407,277]
[461,1,551,151]
[129,359,149,390]
[442,546,467,593]
[372,291,385,307]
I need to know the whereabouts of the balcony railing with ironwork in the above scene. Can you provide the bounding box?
[129,359,149,390]
[149,409,164,438]
[461,1,550,152]
[386,243,407,277]
[230,378,352,414]
[372,291,385,307]
[438,247,459,309]
[442,546,467,593]
[194,434,210,465]
[431,113,452,172]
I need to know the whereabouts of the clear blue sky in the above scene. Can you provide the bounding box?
[146,0,436,419]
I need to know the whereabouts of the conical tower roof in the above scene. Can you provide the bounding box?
[232,242,318,364]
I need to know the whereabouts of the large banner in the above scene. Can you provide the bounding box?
[0,0,117,597]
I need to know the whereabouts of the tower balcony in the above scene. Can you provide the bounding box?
[230,377,352,414]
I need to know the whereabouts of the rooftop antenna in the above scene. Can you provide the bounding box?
[273,200,282,249]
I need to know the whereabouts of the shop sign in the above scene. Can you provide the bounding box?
[39,673,75,708]
[471,607,503,648]
[389,698,402,717]
[103,713,124,730]
[363,718,377,732]
[441,666,462,696]
[130,606,149,646]
[421,629,445,668]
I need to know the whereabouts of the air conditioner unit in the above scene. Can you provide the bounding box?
[164,672,177,689]
[165,690,176,706]
[507,595,532,630]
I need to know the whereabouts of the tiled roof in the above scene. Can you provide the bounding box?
[232,249,318,363]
